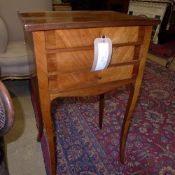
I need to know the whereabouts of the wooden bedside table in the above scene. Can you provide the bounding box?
[19,11,158,175]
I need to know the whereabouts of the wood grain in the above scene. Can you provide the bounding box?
[47,46,135,74]
[18,11,159,32]
[45,27,139,49]
[120,26,152,163]
[32,32,56,175]
[19,11,157,175]
[32,26,151,174]
[48,65,134,92]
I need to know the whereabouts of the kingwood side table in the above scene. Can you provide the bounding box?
[19,11,158,175]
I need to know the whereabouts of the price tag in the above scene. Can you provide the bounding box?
[91,37,112,71]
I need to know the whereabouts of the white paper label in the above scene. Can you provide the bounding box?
[91,37,112,71]
[95,42,109,71]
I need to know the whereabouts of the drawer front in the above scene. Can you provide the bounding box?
[48,65,133,92]
[46,26,140,93]
[45,26,139,49]
[47,46,135,74]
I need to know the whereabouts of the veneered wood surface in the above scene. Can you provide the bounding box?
[48,65,134,92]
[19,11,159,32]
[45,26,139,97]
[45,26,139,49]
[47,46,135,74]
[120,26,152,162]
[49,78,136,99]
[32,32,56,175]
[19,11,157,175]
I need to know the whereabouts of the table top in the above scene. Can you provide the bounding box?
[18,11,159,32]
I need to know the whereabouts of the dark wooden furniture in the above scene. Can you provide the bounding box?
[69,0,106,10]
[69,0,129,12]
[159,6,175,43]
[0,81,15,175]
[19,11,158,175]
[52,2,72,11]
[128,0,175,44]
[106,0,130,12]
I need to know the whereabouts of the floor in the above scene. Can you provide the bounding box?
[4,80,46,175]
[148,53,175,69]
[3,55,175,175]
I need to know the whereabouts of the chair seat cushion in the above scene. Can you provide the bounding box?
[0,41,34,78]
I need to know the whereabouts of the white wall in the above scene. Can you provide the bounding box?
[0,0,52,41]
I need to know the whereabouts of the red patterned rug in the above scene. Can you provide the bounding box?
[40,60,175,175]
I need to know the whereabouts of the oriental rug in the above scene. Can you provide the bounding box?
[41,60,175,175]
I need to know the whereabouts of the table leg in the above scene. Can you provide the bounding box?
[99,94,105,129]
[43,108,57,175]
[120,83,138,163]
[29,79,43,141]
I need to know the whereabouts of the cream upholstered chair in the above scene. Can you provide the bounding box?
[0,0,52,80]
[0,16,34,80]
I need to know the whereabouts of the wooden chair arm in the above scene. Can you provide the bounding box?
[0,81,15,136]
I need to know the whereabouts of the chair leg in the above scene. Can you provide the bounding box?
[99,94,104,129]
[166,56,175,68]
[0,137,9,175]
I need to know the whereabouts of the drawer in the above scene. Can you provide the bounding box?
[45,26,139,49]
[48,65,133,92]
[47,46,135,74]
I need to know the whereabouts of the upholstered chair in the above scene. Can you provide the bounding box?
[0,0,52,80]
[0,81,15,175]
[0,16,34,80]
